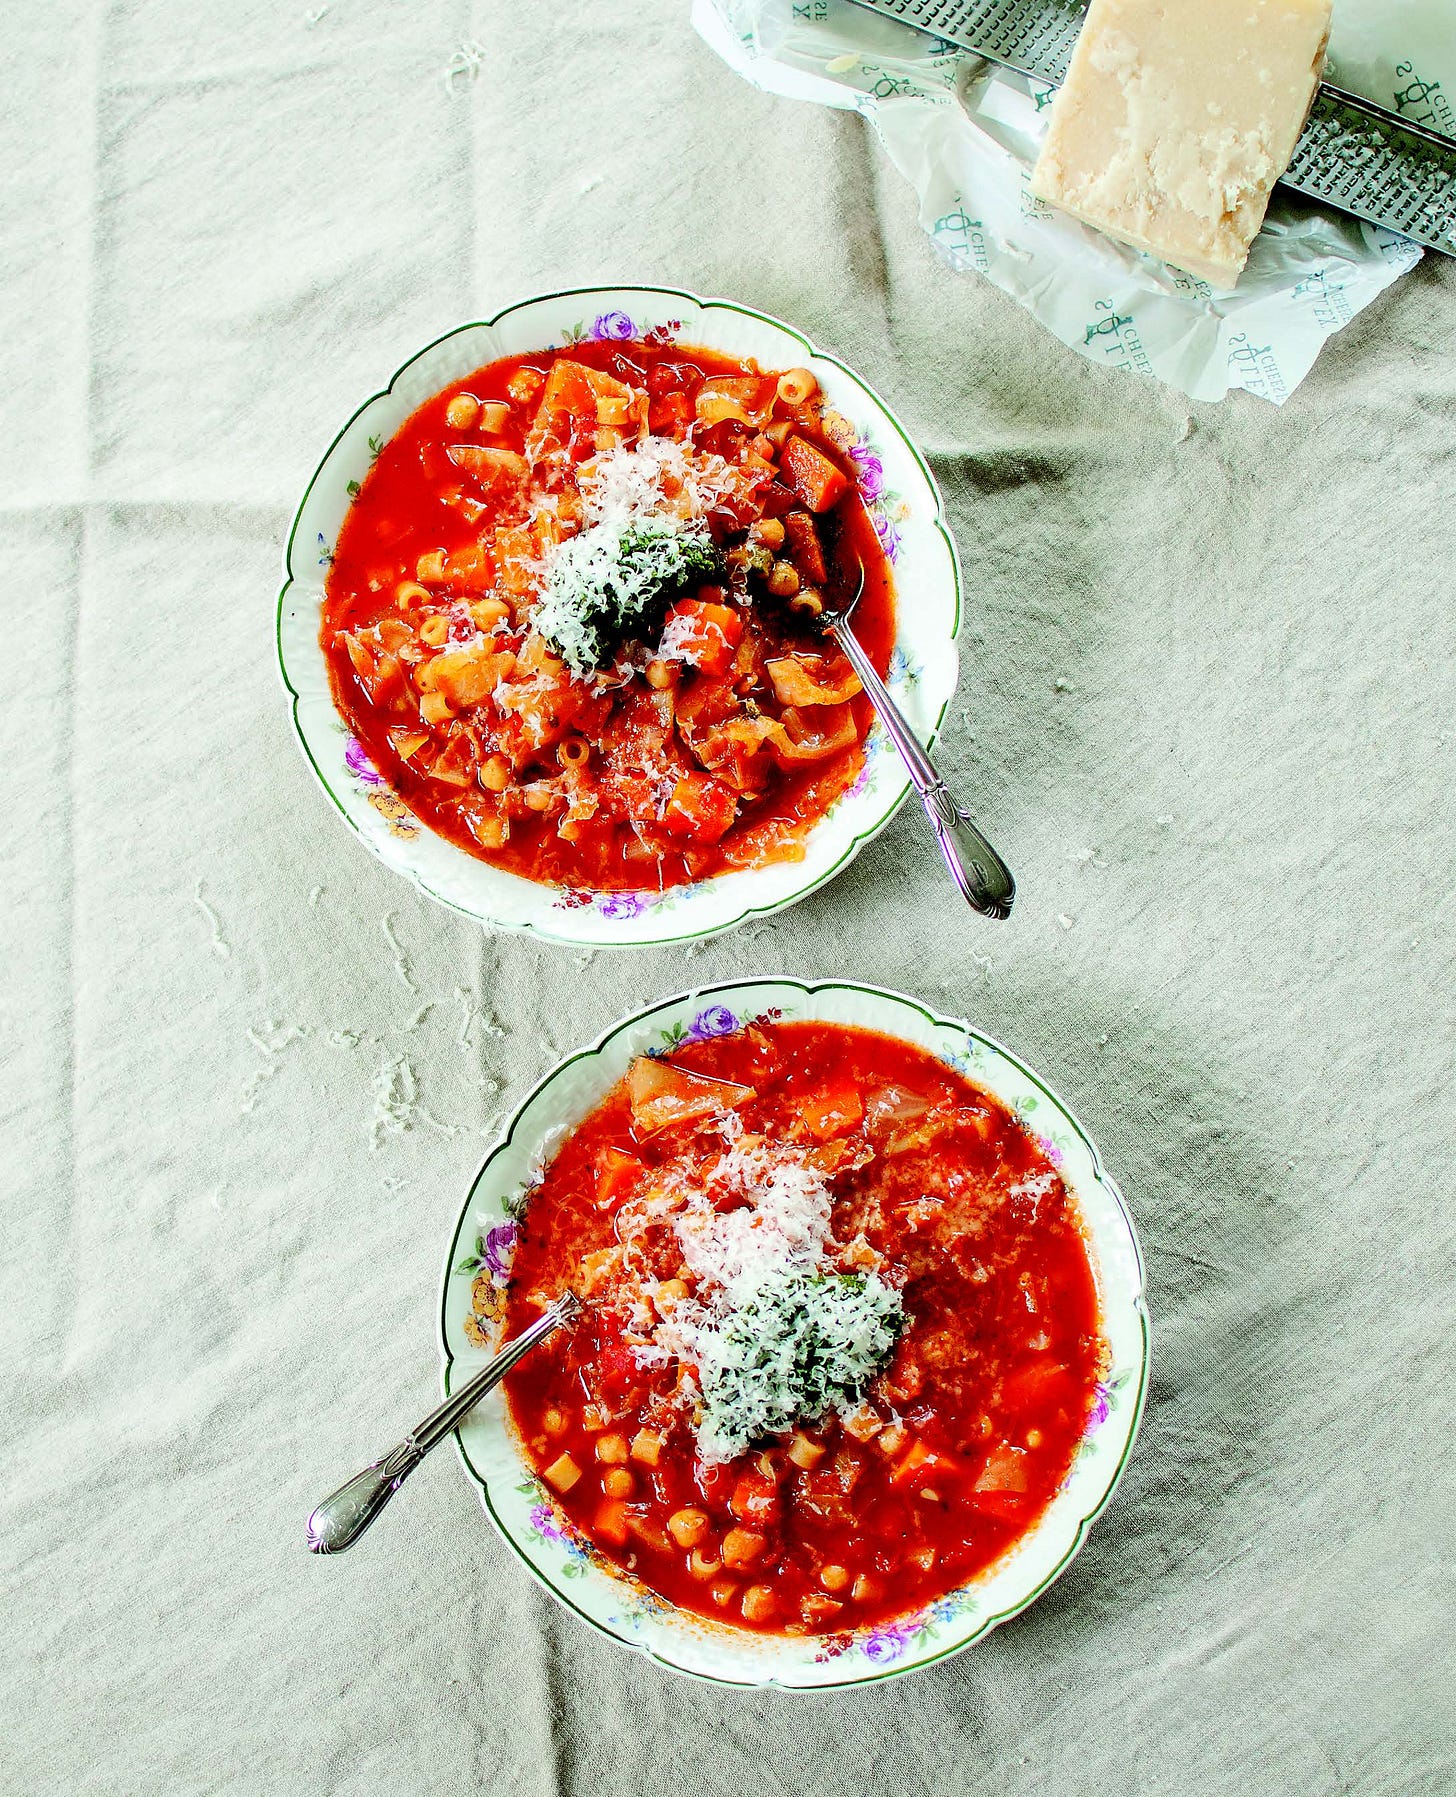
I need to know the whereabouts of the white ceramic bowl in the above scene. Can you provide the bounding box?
[440,977,1149,1688]
[277,286,960,948]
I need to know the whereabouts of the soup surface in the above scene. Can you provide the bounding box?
[321,341,895,892]
[491,1019,1105,1638]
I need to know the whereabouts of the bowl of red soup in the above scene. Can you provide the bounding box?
[441,978,1148,1687]
[278,288,960,945]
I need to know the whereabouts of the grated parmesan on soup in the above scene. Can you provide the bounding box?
[630,1138,904,1463]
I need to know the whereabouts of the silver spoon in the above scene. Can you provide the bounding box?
[818,559,1016,920]
[306,1290,582,1554]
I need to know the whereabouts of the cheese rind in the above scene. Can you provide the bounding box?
[1029,0,1333,289]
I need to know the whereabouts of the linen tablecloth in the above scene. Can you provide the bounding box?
[5,3,1454,1791]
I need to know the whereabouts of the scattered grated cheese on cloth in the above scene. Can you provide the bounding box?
[632,1138,905,1463]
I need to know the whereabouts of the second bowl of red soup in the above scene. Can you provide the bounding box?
[441,978,1149,1687]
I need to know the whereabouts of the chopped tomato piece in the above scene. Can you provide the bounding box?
[974,1444,1031,1494]
[626,1511,673,1554]
[800,1082,865,1140]
[342,634,406,708]
[648,390,693,434]
[430,736,475,787]
[966,1491,1028,1523]
[626,1056,755,1135]
[663,771,738,840]
[594,1146,646,1210]
[782,510,828,583]
[387,727,430,760]
[780,435,848,512]
[728,1471,780,1526]
[594,1341,642,1406]
[695,1460,734,1508]
[661,600,743,677]
[1001,1360,1073,1413]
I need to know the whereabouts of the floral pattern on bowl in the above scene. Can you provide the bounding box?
[439,977,1150,1689]
[276,286,961,948]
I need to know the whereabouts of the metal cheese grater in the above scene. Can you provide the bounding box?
[846,0,1456,257]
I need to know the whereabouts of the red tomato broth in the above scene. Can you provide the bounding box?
[498,1020,1105,1638]
[321,340,895,893]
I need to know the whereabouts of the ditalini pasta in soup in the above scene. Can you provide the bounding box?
[487,1019,1106,1638]
[321,341,895,892]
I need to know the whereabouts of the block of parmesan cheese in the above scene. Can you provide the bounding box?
[1030,0,1333,289]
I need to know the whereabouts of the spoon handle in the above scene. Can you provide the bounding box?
[306,1292,580,1555]
[828,619,1016,920]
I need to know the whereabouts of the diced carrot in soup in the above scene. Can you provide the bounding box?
[800,1082,865,1139]
[594,1146,646,1210]
[661,599,743,677]
[780,435,849,512]
[728,1471,779,1526]
[443,542,496,590]
[890,1436,972,1490]
[890,1439,933,1486]
[663,772,738,840]
[592,1498,632,1547]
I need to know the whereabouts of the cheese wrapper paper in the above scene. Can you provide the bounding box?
[694,0,1447,403]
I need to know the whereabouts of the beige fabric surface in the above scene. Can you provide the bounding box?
[4,3,1454,1792]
